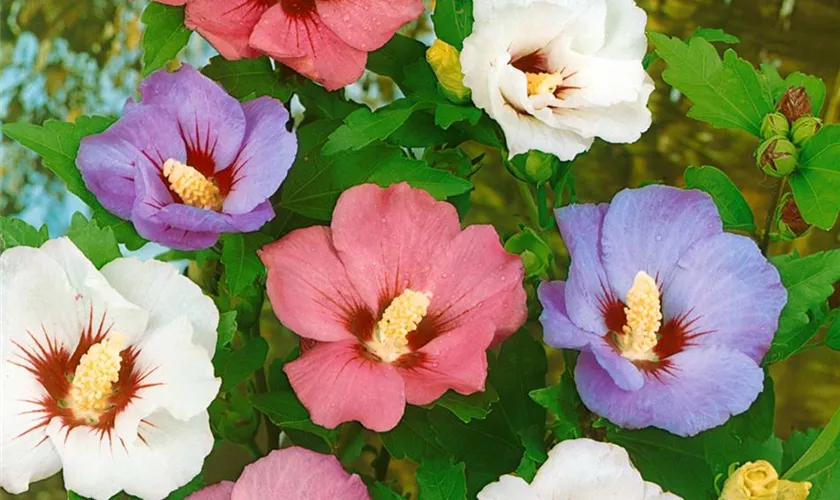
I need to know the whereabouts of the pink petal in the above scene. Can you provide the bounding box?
[249,6,367,90]
[231,448,369,500]
[188,481,235,500]
[330,183,462,310]
[398,321,493,405]
[185,0,267,59]
[425,225,527,345]
[316,0,424,51]
[260,226,366,343]
[284,340,406,432]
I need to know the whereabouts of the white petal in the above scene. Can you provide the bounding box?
[39,238,149,345]
[477,475,539,500]
[643,481,684,500]
[600,0,649,60]
[114,317,220,444]
[100,258,219,355]
[0,362,61,494]
[51,411,213,500]
[530,438,646,499]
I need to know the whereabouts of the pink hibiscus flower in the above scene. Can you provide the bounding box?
[259,183,527,432]
[188,447,369,500]
[162,0,423,91]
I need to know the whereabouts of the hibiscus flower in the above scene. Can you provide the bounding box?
[188,447,369,500]
[478,438,682,499]
[259,183,527,432]
[538,185,786,436]
[0,238,220,499]
[77,64,296,251]
[162,0,422,91]
[460,0,654,160]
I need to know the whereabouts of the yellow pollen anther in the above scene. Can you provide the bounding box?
[617,271,662,361]
[163,158,223,211]
[69,333,125,423]
[369,289,431,363]
[526,72,566,96]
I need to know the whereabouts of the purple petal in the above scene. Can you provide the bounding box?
[131,163,220,250]
[663,233,786,363]
[589,339,645,391]
[601,186,722,299]
[223,97,297,214]
[555,203,611,334]
[77,104,185,219]
[156,200,274,233]
[575,345,764,436]
[538,280,600,349]
[137,65,246,171]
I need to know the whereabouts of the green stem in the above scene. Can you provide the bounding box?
[536,183,550,231]
[517,181,540,229]
[373,446,391,482]
[244,439,263,460]
[760,179,786,255]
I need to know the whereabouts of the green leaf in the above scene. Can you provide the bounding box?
[251,391,338,448]
[381,406,446,461]
[221,233,270,297]
[66,213,122,268]
[368,157,473,200]
[825,310,840,351]
[281,121,403,220]
[217,336,268,391]
[782,73,827,115]
[323,103,419,155]
[367,34,435,94]
[766,250,840,363]
[783,406,840,498]
[684,165,755,233]
[691,27,741,44]
[504,227,553,279]
[0,217,49,252]
[432,0,474,50]
[166,473,205,500]
[649,34,773,136]
[529,369,582,440]
[209,388,259,444]
[216,311,238,349]
[434,103,482,130]
[140,3,192,76]
[368,483,405,500]
[417,458,468,500]
[430,386,499,423]
[202,56,292,102]
[789,124,840,230]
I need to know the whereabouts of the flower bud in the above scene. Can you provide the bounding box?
[719,460,812,500]
[426,39,471,103]
[777,193,811,240]
[790,116,822,146]
[779,87,812,122]
[757,138,798,177]
[778,480,812,500]
[760,113,790,140]
[506,150,558,184]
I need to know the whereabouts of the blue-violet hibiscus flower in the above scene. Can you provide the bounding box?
[77,64,296,250]
[538,185,786,437]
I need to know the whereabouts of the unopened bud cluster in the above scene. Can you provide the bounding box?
[756,87,822,178]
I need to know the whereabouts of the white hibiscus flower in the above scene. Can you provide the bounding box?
[1,238,220,500]
[460,0,654,160]
[477,438,682,499]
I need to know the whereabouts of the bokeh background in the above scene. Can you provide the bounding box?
[2,0,839,498]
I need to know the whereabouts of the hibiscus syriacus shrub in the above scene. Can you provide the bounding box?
[2,0,840,499]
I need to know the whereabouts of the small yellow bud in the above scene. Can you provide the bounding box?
[426,39,471,102]
[720,461,811,500]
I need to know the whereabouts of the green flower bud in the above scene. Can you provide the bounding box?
[756,137,798,178]
[790,116,822,146]
[426,39,471,103]
[775,193,811,241]
[504,227,552,279]
[760,112,790,140]
[506,150,559,184]
[779,87,812,122]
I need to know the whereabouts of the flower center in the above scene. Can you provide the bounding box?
[367,289,431,363]
[67,333,125,424]
[526,72,566,97]
[163,158,223,211]
[616,271,662,361]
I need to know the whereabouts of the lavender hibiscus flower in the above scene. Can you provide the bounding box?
[539,185,786,437]
[77,64,296,250]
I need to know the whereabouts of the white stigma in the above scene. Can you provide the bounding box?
[616,271,661,361]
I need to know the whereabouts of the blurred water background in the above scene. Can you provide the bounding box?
[1,0,839,498]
